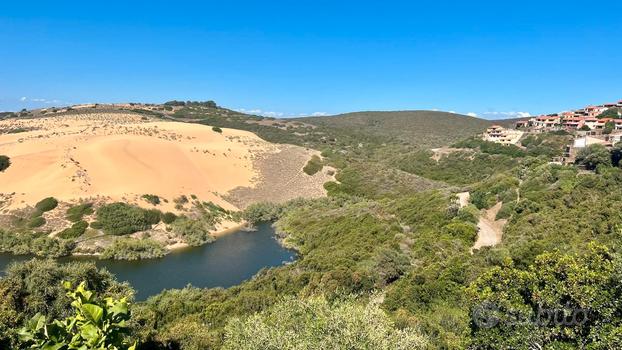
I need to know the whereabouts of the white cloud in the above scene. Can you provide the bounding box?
[235,108,284,118]
[467,112,478,117]
[18,97,64,105]
[310,112,328,116]
[482,111,532,119]
[449,110,456,114]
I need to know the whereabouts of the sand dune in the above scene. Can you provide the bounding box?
[0,113,311,212]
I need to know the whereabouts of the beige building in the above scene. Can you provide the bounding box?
[483,125,523,145]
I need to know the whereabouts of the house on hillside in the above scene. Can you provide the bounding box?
[583,117,600,130]
[483,125,523,145]
[562,117,586,130]
[585,106,607,117]
[533,115,561,129]
[604,131,622,145]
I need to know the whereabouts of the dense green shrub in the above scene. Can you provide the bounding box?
[66,203,94,222]
[303,155,323,175]
[144,209,162,225]
[576,144,612,170]
[468,245,622,349]
[34,197,58,212]
[90,221,103,229]
[0,231,74,257]
[223,295,427,350]
[171,218,215,246]
[27,216,46,228]
[141,194,160,205]
[442,221,478,242]
[161,212,177,224]
[57,220,89,239]
[101,238,167,260]
[453,137,526,157]
[0,155,10,172]
[95,203,154,235]
[212,126,223,133]
[241,202,285,224]
[0,259,133,348]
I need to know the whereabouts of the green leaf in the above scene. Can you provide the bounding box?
[79,323,100,342]
[81,303,104,324]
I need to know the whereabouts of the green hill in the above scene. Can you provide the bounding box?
[296,110,493,149]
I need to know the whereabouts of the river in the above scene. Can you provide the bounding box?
[0,223,296,300]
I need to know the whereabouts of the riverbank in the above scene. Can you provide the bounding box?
[0,222,296,300]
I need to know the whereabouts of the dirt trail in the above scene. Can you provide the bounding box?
[471,202,506,252]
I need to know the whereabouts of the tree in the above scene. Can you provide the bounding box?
[603,121,615,134]
[597,107,622,119]
[575,144,611,170]
[611,142,622,167]
[0,155,9,172]
[468,245,622,349]
[18,281,136,350]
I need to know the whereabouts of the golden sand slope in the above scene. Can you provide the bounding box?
[0,113,277,212]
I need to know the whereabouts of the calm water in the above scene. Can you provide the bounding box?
[0,223,295,300]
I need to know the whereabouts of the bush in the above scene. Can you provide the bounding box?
[144,209,162,225]
[95,203,154,235]
[442,221,478,242]
[66,203,94,222]
[101,237,167,260]
[0,230,74,257]
[171,218,215,246]
[141,194,160,205]
[576,144,612,170]
[90,221,103,229]
[35,197,58,212]
[161,212,177,224]
[212,126,223,133]
[57,220,89,239]
[222,295,428,350]
[241,202,285,224]
[303,155,323,175]
[0,155,10,172]
[27,216,46,228]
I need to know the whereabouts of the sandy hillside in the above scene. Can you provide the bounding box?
[0,112,331,213]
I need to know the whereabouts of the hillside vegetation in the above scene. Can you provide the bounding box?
[298,110,492,149]
[7,102,622,349]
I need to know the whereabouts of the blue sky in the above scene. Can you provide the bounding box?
[1,1,621,118]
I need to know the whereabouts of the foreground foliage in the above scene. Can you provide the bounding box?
[0,259,133,348]
[223,295,427,350]
[18,281,135,350]
[468,245,622,349]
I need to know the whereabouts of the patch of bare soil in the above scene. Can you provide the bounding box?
[471,202,506,252]
[456,192,470,208]
[430,147,469,162]
[224,145,335,209]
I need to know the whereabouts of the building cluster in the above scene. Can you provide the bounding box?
[515,100,622,131]
[481,99,622,164]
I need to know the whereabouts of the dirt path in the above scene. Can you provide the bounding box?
[471,202,506,252]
